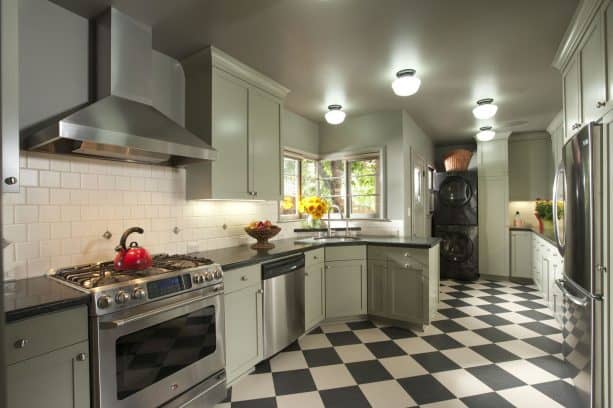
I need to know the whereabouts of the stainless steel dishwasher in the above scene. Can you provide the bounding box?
[262,254,305,359]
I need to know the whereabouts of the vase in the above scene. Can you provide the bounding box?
[534,212,544,234]
[305,215,322,229]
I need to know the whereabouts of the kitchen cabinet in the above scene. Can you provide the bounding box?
[305,249,325,330]
[387,260,423,324]
[563,56,582,140]
[510,230,532,279]
[182,46,289,200]
[325,260,367,318]
[508,133,553,201]
[581,17,607,125]
[478,174,509,278]
[477,138,508,177]
[5,306,90,408]
[606,2,613,104]
[224,264,264,384]
[367,259,387,317]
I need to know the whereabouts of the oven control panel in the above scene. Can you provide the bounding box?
[93,264,223,315]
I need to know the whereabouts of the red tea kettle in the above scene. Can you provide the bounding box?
[114,227,152,271]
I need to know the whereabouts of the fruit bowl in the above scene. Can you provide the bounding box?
[245,222,281,250]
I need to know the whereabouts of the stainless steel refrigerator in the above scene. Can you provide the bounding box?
[553,122,604,408]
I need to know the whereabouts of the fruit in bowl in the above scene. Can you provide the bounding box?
[245,220,281,250]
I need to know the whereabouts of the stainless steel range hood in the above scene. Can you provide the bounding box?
[23,9,216,165]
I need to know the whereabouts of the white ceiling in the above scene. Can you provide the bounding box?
[51,0,577,143]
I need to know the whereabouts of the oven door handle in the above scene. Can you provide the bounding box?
[555,279,589,307]
[101,292,217,329]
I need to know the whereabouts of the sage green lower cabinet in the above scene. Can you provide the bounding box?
[367,259,387,317]
[7,341,90,408]
[224,282,263,384]
[305,260,325,330]
[325,260,367,319]
[387,261,423,324]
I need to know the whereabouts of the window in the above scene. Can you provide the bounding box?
[280,150,384,220]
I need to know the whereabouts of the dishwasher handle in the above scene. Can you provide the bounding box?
[262,254,305,280]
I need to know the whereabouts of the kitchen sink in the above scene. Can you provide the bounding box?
[296,236,362,244]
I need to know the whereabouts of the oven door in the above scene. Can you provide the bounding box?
[93,287,225,408]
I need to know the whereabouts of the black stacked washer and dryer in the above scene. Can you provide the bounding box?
[433,170,479,281]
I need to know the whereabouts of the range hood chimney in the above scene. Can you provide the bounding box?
[23,8,216,165]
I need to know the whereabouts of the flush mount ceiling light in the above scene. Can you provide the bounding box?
[325,104,346,125]
[476,126,496,142]
[472,98,498,119]
[392,69,421,96]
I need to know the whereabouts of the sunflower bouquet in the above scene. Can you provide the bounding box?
[298,196,329,227]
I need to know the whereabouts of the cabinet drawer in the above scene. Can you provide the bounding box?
[305,248,325,267]
[5,306,88,365]
[325,245,366,261]
[368,246,427,266]
[225,264,261,293]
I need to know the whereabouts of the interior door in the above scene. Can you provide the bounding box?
[412,152,427,238]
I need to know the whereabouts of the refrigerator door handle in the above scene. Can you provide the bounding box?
[555,279,589,306]
[552,163,565,256]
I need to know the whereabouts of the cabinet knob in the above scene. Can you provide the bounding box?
[76,353,87,361]
[4,176,17,185]
[241,276,248,281]
[404,252,409,257]
[257,289,264,294]
[404,263,412,269]
[14,339,28,349]
[305,272,309,277]
[597,101,606,108]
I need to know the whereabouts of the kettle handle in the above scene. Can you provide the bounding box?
[117,227,144,251]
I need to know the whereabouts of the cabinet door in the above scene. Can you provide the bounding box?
[305,262,325,330]
[606,2,613,105]
[1,0,19,192]
[478,139,508,177]
[225,284,263,382]
[387,261,423,324]
[248,87,281,200]
[367,259,388,317]
[325,260,366,318]
[7,341,90,408]
[211,69,250,199]
[581,17,606,124]
[563,57,582,140]
[478,175,509,278]
[511,231,532,279]
[541,255,551,303]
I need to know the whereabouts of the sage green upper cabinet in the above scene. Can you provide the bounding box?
[182,47,289,200]
[563,56,582,140]
[607,2,613,105]
[581,17,606,125]
[248,87,282,200]
[508,133,553,200]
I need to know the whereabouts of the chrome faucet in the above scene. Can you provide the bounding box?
[327,204,342,237]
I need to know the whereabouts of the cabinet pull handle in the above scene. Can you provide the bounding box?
[257,289,264,294]
[404,263,412,269]
[305,272,309,277]
[597,101,606,108]
[241,276,248,281]
[14,339,28,349]
[404,252,409,257]
[4,176,17,185]
[76,353,87,361]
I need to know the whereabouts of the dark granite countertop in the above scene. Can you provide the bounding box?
[509,226,557,246]
[195,236,441,271]
[4,276,89,323]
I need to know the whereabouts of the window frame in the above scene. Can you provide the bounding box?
[279,147,387,221]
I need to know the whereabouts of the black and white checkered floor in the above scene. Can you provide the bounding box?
[216,279,582,407]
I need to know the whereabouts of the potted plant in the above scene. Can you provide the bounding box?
[534,199,554,234]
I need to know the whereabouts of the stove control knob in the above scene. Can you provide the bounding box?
[97,295,112,309]
[132,288,146,300]
[115,291,130,304]
[214,269,222,280]
[193,274,204,284]
[205,271,214,281]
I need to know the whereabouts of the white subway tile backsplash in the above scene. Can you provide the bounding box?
[61,205,81,221]
[26,188,49,205]
[27,155,50,170]
[15,241,40,262]
[50,222,71,239]
[81,174,99,189]
[50,189,70,204]
[27,223,50,241]
[49,157,71,172]
[20,169,38,187]
[39,171,61,187]
[39,206,62,222]
[15,206,38,223]
[98,175,115,190]
[4,224,27,243]
[61,173,81,189]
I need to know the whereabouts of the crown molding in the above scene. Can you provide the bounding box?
[546,111,564,134]
[552,0,604,71]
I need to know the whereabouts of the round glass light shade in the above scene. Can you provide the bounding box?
[392,69,421,96]
[476,127,495,142]
[325,105,346,125]
[472,99,498,119]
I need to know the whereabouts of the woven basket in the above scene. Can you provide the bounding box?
[443,149,473,172]
[245,226,281,250]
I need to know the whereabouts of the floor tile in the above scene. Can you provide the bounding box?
[496,311,534,324]
[275,391,323,408]
[346,320,376,330]
[518,309,554,321]
[467,364,525,390]
[514,292,543,301]
[471,344,521,363]
[319,386,370,408]
[353,327,390,343]
[496,323,542,339]
[433,369,492,398]
[271,369,316,396]
[475,314,512,326]
[334,343,377,363]
[447,330,491,347]
[533,380,584,407]
[527,355,578,378]
[461,297,490,306]
[231,398,277,408]
[461,392,514,408]
[253,359,272,374]
[394,336,437,354]
[523,336,563,354]
[422,334,464,350]
[439,307,470,319]
[442,298,472,308]
[346,360,393,384]
[298,334,332,350]
[476,304,509,314]
[359,379,416,408]
[231,373,276,402]
[496,339,548,359]
[432,319,469,333]
[365,340,407,358]
[325,331,362,346]
[380,325,416,339]
[319,322,349,333]
[309,364,357,390]
[412,351,461,373]
[452,317,492,330]
[269,351,308,372]
[497,359,558,385]
[498,385,564,407]
[282,341,300,352]
[379,354,428,378]
[497,301,530,312]
[472,327,514,343]
[420,399,468,408]
[302,347,342,367]
[441,347,492,368]
[398,374,456,405]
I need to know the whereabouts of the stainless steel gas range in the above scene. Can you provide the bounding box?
[50,254,226,408]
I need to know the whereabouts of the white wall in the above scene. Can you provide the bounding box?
[283,110,319,155]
